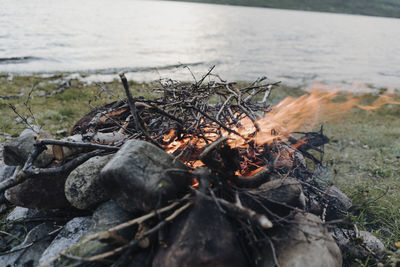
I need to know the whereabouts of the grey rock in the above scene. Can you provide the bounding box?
[248,178,306,210]
[262,213,342,267]
[2,207,90,258]
[0,161,17,182]
[153,198,247,267]
[359,231,385,256]
[0,203,7,214]
[0,162,17,213]
[325,186,352,219]
[6,206,81,222]
[333,228,385,262]
[100,139,191,212]
[3,127,54,167]
[6,206,32,221]
[57,201,134,265]
[65,154,113,210]
[39,217,93,266]
[89,200,133,234]
[2,207,42,250]
[0,223,57,267]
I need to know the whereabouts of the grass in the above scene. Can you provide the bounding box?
[323,105,400,248]
[1,73,400,264]
[0,74,158,140]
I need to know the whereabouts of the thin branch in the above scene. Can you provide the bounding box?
[82,193,191,243]
[39,139,120,151]
[0,148,106,193]
[119,72,162,149]
[40,201,193,267]
[194,189,273,229]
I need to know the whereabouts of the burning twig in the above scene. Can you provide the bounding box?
[199,136,229,160]
[231,166,273,188]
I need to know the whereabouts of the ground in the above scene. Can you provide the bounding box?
[1,73,399,265]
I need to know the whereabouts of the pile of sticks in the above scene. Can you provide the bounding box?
[1,67,340,267]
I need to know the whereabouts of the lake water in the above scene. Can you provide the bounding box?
[1,0,400,89]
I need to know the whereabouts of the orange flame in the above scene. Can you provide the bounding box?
[229,91,400,147]
[163,91,400,173]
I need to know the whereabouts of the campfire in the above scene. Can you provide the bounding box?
[1,69,398,266]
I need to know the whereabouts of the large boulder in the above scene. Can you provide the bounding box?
[153,198,248,267]
[65,154,113,210]
[100,139,191,212]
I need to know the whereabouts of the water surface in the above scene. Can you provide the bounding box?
[1,0,399,88]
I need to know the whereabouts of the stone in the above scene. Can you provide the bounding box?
[333,228,385,263]
[359,231,385,256]
[325,186,352,220]
[3,207,87,250]
[65,154,113,210]
[3,127,54,167]
[89,200,133,234]
[100,139,191,212]
[6,206,84,222]
[0,162,17,211]
[2,207,43,250]
[6,206,33,221]
[38,217,93,266]
[5,171,72,209]
[0,223,57,267]
[256,178,305,207]
[0,203,7,214]
[261,212,342,267]
[152,198,248,267]
[243,178,306,216]
[56,201,134,265]
[0,161,17,182]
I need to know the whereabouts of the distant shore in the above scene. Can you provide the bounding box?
[164,0,400,18]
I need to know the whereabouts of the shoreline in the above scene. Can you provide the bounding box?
[1,72,398,96]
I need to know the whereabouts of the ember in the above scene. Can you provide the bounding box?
[1,68,398,266]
